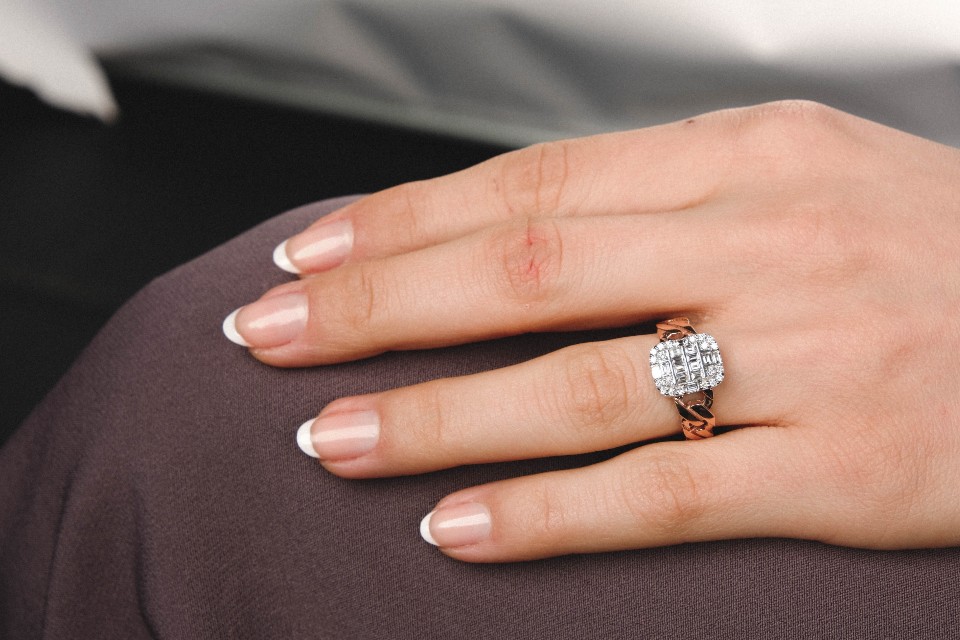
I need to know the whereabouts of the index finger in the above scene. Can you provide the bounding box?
[275,115,736,274]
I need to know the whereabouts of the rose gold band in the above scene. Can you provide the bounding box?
[656,317,716,440]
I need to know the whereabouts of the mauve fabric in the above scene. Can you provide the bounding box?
[0,196,956,639]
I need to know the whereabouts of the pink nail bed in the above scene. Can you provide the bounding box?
[420,502,492,548]
[231,292,308,347]
[297,410,380,460]
[278,219,354,273]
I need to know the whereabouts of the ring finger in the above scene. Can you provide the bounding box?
[298,329,779,478]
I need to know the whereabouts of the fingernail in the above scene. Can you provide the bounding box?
[275,219,354,273]
[296,410,380,460]
[272,240,299,274]
[222,308,250,346]
[419,502,491,548]
[222,292,307,348]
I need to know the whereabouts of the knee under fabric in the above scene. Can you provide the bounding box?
[1,197,956,639]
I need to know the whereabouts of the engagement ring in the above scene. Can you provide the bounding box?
[650,317,724,439]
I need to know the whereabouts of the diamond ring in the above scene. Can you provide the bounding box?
[649,317,724,439]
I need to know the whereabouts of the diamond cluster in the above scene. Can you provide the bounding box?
[649,333,724,397]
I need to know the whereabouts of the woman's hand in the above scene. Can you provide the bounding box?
[223,101,960,562]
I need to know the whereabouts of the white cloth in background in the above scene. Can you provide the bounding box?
[0,0,115,120]
[2,0,959,145]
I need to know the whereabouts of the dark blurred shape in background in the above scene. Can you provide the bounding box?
[0,73,507,446]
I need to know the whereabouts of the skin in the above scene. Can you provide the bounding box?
[228,100,960,562]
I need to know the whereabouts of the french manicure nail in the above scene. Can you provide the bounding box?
[222,308,250,346]
[419,502,491,548]
[296,410,380,460]
[276,219,354,273]
[273,240,299,274]
[222,292,307,348]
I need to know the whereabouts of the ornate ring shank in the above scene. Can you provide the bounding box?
[651,317,723,440]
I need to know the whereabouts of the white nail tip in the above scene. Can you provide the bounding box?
[296,419,320,458]
[419,511,439,546]
[273,240,301,274]
[222,308,251,347]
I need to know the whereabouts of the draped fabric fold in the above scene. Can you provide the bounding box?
[3,1,960,144]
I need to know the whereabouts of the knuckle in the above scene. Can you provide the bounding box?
[495,140,572,217]
[766,199,842,256]
[618,451,706,539]
[342,262,385,334]
[553,344,636,435]
[787,201,861,267]
[817,429,928,529]
[737,198,872,284]
[505,481,579,556]
[715,100,848,175]
[389,180,431,246]
[406,382,459,453]
[732,100,842,139]
[532,481,570,544]
[483,217,565,306]
[749,99,841,127]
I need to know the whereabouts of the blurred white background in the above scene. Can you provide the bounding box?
[3,0,960,144]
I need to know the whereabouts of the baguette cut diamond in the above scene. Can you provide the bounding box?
[649,333,724,397]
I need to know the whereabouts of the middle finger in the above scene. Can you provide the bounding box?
[228,209,735,367]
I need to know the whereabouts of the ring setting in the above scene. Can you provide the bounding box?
[650,317,724,439]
